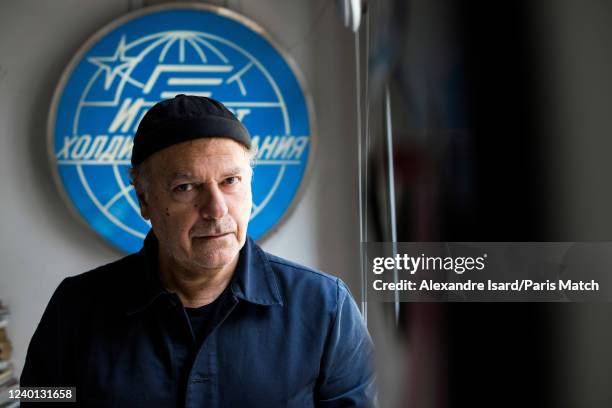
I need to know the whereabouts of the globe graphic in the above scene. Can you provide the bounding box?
[63,30,302,252]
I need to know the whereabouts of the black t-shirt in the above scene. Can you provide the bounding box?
[184,288,228,345]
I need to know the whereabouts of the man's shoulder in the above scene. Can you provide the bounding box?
[56,253,144,307]
[258,249,354,305]
[264,252,339,283]
[67,252,142,286]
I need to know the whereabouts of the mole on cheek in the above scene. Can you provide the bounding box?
[165,207,170,216]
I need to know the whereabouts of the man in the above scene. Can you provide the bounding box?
[22,95,376,407]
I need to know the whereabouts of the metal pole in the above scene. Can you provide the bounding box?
[355,27,368,325]
[384,85,400,327]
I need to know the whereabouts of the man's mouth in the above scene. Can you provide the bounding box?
[193,232,232,240]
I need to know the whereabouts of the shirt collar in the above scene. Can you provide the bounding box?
[125,230,169,316]
[126,231,283,316]
[230,236,284,307]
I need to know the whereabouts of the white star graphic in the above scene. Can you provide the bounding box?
[88,36,139,90]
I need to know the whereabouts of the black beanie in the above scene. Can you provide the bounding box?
[131,94,251,166]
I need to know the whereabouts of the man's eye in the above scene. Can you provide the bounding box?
[223,176,240,185]
[174,183,194,192]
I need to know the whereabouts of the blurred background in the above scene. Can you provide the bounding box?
[1,0,612,407]
[364,0,612,407]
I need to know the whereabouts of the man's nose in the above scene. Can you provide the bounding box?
[198,184,228,220]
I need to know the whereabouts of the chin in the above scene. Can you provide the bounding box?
[184,233,240,267]
[191,246,239,269]
[192,256,235,270]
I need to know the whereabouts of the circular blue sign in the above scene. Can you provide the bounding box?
[49,4,314,253]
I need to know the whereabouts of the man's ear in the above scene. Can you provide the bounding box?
[135,186,151,220]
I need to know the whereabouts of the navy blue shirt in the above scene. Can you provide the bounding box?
[21,232,376,407]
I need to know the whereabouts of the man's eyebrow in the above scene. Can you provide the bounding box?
[221,166,245,177]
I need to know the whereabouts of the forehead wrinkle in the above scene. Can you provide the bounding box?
[153,140,250,181]
[171,172,195,180]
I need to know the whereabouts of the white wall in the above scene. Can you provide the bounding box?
[0,0,360,377]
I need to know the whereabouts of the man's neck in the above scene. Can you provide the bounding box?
[158,252,238,308]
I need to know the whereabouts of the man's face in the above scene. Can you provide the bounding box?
[136,138,252,272]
